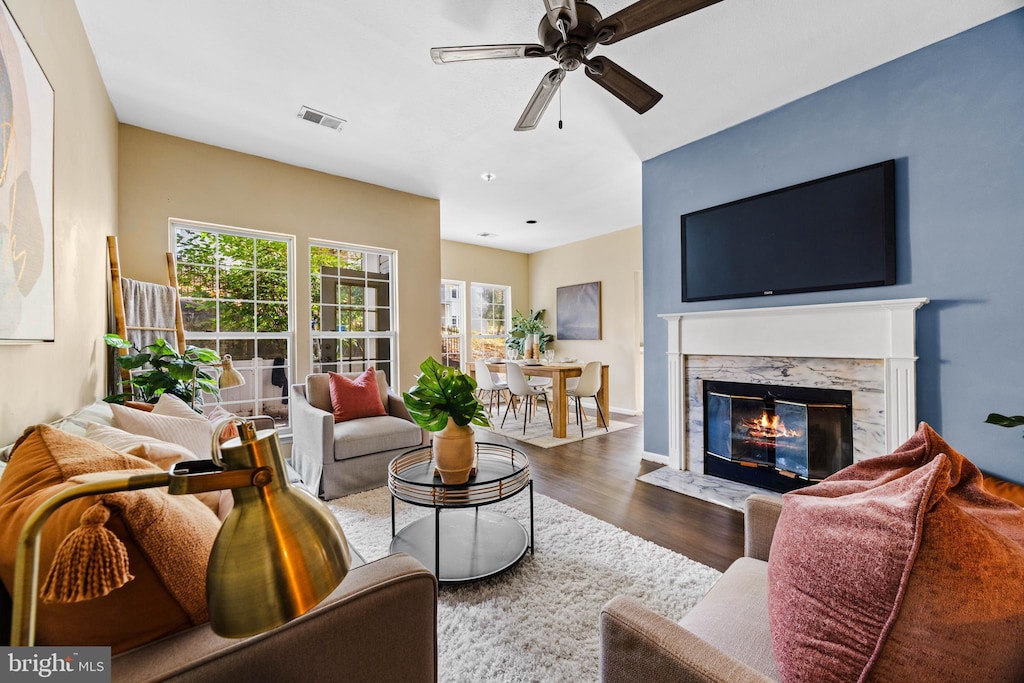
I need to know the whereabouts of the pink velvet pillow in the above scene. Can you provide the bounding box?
[328,368,387,423]
[767,423,1024,682]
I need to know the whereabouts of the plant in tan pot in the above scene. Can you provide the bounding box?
[403,357,490,485]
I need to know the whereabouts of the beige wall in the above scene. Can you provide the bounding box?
[0,1,118,446]
[528,226,643,414]
[117,125,440,395]
[440,240,530,368]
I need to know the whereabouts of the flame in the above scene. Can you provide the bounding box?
[741,411,800,439]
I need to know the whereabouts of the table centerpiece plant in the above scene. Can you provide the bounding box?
[507,309,553,359]
[402,356,490,485]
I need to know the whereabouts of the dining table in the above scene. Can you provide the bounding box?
[479,361,610,439]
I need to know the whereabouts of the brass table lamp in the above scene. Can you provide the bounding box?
[10,419,350,645]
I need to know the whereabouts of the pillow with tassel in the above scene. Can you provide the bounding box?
[0,424,219,653]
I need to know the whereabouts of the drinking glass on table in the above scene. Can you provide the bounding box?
[506,347,519,361]
[543,350,554,363]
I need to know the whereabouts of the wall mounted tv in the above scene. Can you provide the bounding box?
[681,160,895,302]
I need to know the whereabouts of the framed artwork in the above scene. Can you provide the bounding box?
[556,282,601,340]
[0,1,54,343]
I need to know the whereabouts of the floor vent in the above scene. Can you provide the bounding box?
[297,106,345,132]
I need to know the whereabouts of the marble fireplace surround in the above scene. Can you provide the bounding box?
[650,298,929,508]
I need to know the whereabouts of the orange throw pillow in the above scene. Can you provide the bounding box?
[328,368,387,423]
[767,423,1024,682]
[0,425,219,653]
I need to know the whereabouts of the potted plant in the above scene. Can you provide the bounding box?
[104,334,222,409]
[507,309,553,359]
[402,357,490,484]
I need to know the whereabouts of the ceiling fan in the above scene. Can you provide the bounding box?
[430,0,723,131]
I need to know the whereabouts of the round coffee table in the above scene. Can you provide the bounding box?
[387,442,533,584]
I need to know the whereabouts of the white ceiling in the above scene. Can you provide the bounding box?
[74,0,1023,254]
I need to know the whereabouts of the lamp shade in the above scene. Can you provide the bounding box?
[206,423,350,637]
[217,355,246,390]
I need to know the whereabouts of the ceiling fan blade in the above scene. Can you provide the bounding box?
[515,69,566,131]
[584,56,662,114]
[430,44,549,64]
[597,0,723,45]
[543,0,578,31]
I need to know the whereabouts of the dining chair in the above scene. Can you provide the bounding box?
[501,362,552,434]
[566,361,608,438]
[475,358,513,418]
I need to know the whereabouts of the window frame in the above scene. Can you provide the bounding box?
[308,239,399,389]
[169,218,296,431]
[441,279,465,370]
[469,281,511,362]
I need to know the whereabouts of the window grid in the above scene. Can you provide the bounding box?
[173,222,294,429]
[310,241,397,387]
[441,280,464,369]
[470,283,510,361]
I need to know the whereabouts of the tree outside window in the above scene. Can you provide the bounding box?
[174,222,293,428]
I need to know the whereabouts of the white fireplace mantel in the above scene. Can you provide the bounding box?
[659,298,929,471]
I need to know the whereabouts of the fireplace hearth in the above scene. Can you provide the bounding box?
[703,380,853,493]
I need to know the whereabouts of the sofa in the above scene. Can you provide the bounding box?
[291,372,428,500]
[601,423,1024,682]
[600,494,782,683]
[0,400,439,682]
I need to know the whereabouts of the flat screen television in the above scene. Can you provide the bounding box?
[681,160,896,302]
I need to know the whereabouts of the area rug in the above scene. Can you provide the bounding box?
[475,410,636,448]
[327,487,721,682]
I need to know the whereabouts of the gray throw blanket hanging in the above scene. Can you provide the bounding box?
[120,277,179,351]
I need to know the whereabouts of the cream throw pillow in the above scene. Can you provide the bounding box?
[110,395,214,459]
[84,422,223,516]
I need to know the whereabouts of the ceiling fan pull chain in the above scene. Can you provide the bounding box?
[558,85,563,130]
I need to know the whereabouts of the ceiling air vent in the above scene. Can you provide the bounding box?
[297,106,345,132]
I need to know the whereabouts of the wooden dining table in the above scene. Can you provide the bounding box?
[478,361,610,439]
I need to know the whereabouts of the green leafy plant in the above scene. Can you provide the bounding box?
[986,412,1024,436]
[402,357,489,431]
[506,309,554,355]
[104,334,221,407]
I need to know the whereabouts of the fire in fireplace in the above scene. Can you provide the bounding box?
[703,380,853,493]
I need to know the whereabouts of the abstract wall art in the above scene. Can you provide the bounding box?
[0,1,54,343]
[556,281,602,341]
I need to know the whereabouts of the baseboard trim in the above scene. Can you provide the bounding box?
[642,451,670,465]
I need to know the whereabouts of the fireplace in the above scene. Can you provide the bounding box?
[703,381,853,493]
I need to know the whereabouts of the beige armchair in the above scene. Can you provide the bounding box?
[600,494,783,683]
[290,372,428,500]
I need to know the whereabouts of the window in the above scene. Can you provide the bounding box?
[310,242,396,386]
[173,221,293,429]
[441,280,464,368]
[470,283,510,361]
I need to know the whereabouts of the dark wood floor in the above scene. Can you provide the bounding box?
[475,411,745,573]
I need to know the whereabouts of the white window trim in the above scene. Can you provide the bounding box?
[168,217,296,431]
[308,238,399,390]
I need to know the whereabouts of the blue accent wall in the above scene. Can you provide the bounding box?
[643,10,1024,481]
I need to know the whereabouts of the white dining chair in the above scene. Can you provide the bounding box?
[475,358,513,418]
[566,361,608,438]
[501,362,552,434]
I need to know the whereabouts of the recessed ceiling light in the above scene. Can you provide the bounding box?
[481,172,497,182]
[525,220,537,224]
[477,232,499,238]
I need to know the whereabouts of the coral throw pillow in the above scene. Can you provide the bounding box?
[0,425,219,653]
[767,422,1024,683]
[328,368,387,423]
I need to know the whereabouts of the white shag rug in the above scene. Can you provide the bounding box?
[327,487,721,682]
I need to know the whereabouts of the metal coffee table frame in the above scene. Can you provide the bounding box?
[387,442,533,584]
